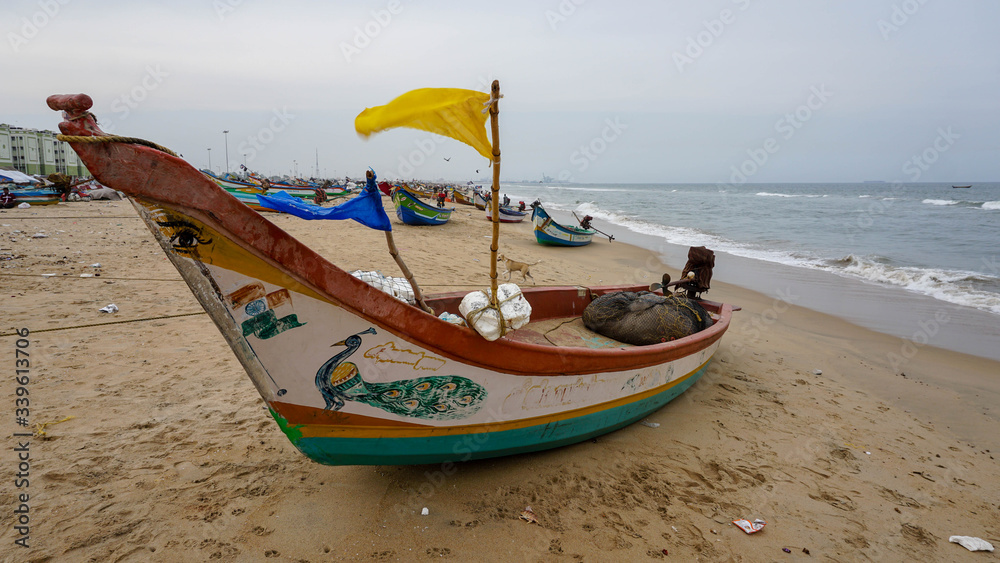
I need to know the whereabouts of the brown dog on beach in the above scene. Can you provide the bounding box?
[497,254,539,284]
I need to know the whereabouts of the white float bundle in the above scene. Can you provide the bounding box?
[350,270,416,305]
[459,283,531,341]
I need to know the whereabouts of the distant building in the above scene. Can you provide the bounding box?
[0,124,91,178]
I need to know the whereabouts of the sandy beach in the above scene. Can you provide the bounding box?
[2,198,999,562]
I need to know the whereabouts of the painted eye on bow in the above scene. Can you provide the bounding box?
[155,220,212,255]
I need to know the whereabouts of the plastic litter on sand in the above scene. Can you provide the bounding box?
[733,519,766,534]
[949,536,994,552]
[98,304,119,314]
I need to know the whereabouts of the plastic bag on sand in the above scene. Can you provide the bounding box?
[17,202,30,209]
[733,519,766,534]
[459,283,531,341]
[99,304,119,314]
[949,536,994,552]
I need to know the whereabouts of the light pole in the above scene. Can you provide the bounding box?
[223,130,230,174]
[242,153,247,169]
[293,160,297,178]
[207,148,211,171]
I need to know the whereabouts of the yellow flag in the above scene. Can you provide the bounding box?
[355,88,494,160]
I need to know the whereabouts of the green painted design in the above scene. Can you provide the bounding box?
[241,310,306,339]
[269,408,304,445]
[316,329,486,420]
[331,370,487,421]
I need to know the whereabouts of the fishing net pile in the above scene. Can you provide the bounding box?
[583,291,711,345]
[350,270,415,305]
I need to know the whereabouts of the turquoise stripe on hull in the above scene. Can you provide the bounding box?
[293,361,710,466]
[535,229,592,246]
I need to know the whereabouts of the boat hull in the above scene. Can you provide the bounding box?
[10,189,61,205]
[392,188,454,225]
[289,359,709,464]
[531,205,595,246]
[486,205,526,223]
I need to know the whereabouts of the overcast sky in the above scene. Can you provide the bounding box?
[3,1,998,183]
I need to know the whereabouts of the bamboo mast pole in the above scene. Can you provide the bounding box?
[368,169,433,315]
[385,230,434,315]
[488,80,502,306]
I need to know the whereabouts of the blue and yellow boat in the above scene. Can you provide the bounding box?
[391,186,454,226]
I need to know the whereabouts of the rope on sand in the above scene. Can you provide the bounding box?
[57,134,178,157]
[0,311,207,337]
[0,273,184,282]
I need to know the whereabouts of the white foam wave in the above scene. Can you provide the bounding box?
[858,195,872,198]
[922,199,959,206]
[755,192,825,198]
[982,201,1000,210]
[819,255,1000,314]
[543,186,631,193]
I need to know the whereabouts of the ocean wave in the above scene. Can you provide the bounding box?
[922,199,959,206]
[819,255,1000,314]
[543,186,631,192]
[756,192,826,198]
[982,201,1000,210]
[858,195,872,198]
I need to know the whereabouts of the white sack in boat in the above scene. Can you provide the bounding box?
[459,283,531,341]
[350,270,416,305]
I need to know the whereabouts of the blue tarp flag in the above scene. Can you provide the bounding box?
[256,175,391,231]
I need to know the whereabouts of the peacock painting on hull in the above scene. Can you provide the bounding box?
[315,328,488,420]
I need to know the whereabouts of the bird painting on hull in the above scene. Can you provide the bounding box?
[314,328,488,420]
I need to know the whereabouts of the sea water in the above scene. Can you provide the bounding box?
[497,182,1000,361]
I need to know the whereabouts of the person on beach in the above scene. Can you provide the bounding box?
[1,187,17,209]
[437,190,447,208]
[502,194,510,207]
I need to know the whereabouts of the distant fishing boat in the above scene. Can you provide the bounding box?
[392,186,454,226]
[473,190,488,210]
[453,188,476,206]
[952,185,972,189]
[486,205,526,223]
[531,203,595,246]
[8,187,60,205]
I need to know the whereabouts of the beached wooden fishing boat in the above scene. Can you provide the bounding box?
[453,188,476,206]
[207,172,352,200]
[473,190,488,210]
[9,187,61,205]
[50,88,732,466]
[486,205,526,223]
[531,203,595,247]
[392,186,454,226]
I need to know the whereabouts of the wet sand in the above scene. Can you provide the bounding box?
[2,199,998,561]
